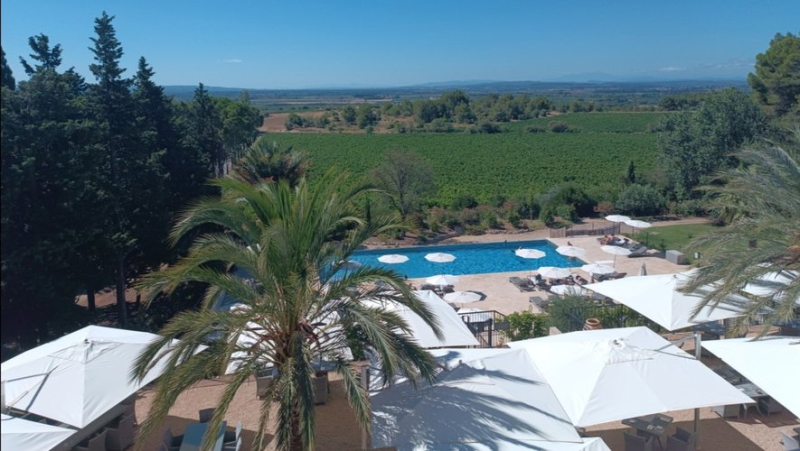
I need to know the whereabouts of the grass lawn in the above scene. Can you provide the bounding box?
[632,223,719,258]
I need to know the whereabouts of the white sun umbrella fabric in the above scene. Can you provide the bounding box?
[605,215,631,223]
[425,252,456,263]
[703,336,800,417]
[581,264,615,275]
[556,246,586,258]
[515,248,547,259]
[371,348,610,451]
[378,254,409,264]
[600,245,631,257]
[550,285,590,296]
[583,272,749,331]
[365,290,478,348]
[0,326,205,428]
[538,267,573,279]
[742,270,798,304]
[425,274,460,286]
[443,291,482,305]
[508,327,753,427]
[624,219,652,230]
[1,414,76,451]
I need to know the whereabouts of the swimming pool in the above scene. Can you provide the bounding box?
[350,240,583,278]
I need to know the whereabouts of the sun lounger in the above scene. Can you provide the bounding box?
[628,246,648,257]
[509,276,533,292]
[529,296,550,312]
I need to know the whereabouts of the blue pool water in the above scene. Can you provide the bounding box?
[350,240,584,278]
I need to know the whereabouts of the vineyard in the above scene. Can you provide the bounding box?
[266,112,663,205]
[506,111,668,133]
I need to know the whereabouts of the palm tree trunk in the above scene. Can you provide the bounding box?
[115,253,127,326]
[86,285,96,312]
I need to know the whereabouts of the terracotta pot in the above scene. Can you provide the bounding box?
[584,318,602,330]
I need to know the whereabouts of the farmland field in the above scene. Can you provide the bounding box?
[507,111,668,133]
[266,112,663,205]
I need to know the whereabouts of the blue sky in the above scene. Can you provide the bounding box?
[2,0,798,89]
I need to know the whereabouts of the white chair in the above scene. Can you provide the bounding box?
[782,431,800,451]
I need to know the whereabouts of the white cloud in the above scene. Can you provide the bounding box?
[659,66,685,72]
[219,58,243,64]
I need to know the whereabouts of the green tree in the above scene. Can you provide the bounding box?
[371,150,435,237]
[185,83,225,177]
[18,34,62,75]
[1,35,98,343]
[505,311,546,340]
[356,103,377,129]
[87,11,140,326]
[656,88,767,200]
[231,136,309,187]
[748,32,800,118]
[341,105,356,126]
[1,46,15,89]
[615,184,666,216]
[215,96,263,162]
[133,173,440,451]
[684,129,800,335]
[624,160,637,184]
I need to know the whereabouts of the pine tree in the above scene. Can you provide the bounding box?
[19,34,62,75]
[186,83,225,176]
[88,11,137,326]
[1,46,15,89]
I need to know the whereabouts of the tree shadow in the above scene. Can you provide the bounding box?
[371,351,582,449]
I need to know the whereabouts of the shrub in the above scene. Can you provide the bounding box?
[526,125,546,133]
[451,193,478,210]
[505,311,547,341]
[555,204,578,222]
[460,208,481,225]
[548,121,573,133]
[465,223,487,235]
[671,199,708,216]
[615,184,667,216]
[594,201,615,216]
[539,204,556,225]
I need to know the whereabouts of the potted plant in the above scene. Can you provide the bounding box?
[312,371,329,405]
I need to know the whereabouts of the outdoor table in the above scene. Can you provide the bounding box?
[693,321,725,339]
[180,420,227,451]
[622,414,673,449]
[735,382,769,418]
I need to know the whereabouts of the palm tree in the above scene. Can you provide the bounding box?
[132,171,441,450]
[684,128,800,335]
[231,136,309,187]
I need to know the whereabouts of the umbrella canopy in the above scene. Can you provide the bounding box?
[425,274,460,286]
[337,260,362,271]
[742,270,798,302]
[457,308,493,322]
[581,264,615,275]
[371,348,610,451]
[583,272,749,331]
[365,290,478,348]
[605,215,631,223]
[600,245,632,257]
[624,219,652,229]
[515,248,547,259]
[425,252,456,263]
[556,246,586,258]
[538,267,573,279]
[638,263,647,276]
[378,254,409,264]
[1,414,75,451]
[550,285,589,296]
[508,327,753,427]
[1,326,204,428]
[443,291,482,304]
[703,336,800,417]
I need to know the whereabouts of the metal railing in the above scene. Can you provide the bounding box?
[549,222,618,238]
[458,310,509,348]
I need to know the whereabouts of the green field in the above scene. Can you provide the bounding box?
[632,223,718,256]
[267,112,663,205]
[507,111,668,133]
